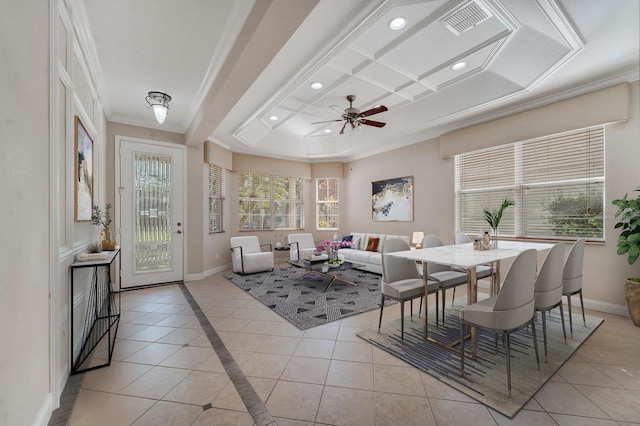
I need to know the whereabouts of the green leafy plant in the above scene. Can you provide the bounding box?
[483,198,515,230]
[612,187,640,265]
[91,203,112,229]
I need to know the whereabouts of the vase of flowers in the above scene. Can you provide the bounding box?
[315,239,352,265]
[483,198,515,249]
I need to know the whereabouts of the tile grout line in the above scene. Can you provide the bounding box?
[178,282,276,426]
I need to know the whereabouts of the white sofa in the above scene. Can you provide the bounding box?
[338,232,410,274]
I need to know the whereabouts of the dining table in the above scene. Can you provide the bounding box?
[387,240,555,357]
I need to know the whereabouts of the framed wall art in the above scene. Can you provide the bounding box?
[372,176,413,221]
[74,115,93,221]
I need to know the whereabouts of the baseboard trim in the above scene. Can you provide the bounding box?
[33,393,53,426]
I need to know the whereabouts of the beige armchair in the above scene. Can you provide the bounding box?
[287,233,316,261]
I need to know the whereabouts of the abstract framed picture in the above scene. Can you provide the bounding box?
[372,176,413,221]
[74,116,93,222]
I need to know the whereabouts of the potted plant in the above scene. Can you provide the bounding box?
[483,198,515,248]
[612,187,640,327]
[91,203,113,250]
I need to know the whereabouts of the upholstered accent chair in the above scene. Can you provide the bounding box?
[287,233,316,262]
[459,249,540,397]
[230,236,274,275]
[562,238,586,335]
[379,239,439,341]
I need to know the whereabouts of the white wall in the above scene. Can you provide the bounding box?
[0,1,52,424]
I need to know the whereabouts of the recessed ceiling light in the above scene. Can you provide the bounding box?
[389,17,407,31]
[324,129,332,133]
[268,115,278,121]
[310,82,323,90]
[451,61,467,71]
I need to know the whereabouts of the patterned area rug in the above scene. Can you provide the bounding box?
[358,303,603,418]
[224,266,393,330]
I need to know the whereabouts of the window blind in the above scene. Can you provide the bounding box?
[455,126,605,240]
[208,164,224,233]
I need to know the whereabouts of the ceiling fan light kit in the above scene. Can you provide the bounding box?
[312,95,387,135]
[145,91,172,124]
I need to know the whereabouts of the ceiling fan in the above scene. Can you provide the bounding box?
[312,95,388,134]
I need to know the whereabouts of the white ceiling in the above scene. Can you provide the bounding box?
[82,0,639,162]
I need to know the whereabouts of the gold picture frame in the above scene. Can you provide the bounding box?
[74,116,93,222]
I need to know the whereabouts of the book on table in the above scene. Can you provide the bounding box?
[304,254,328,264]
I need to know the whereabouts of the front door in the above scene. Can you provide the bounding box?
[117,137,185,288]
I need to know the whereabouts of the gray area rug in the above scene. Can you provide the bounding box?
[358,303,603,418]
[224,266,394,330]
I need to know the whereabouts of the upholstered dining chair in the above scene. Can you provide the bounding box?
[454,232,497,297]
[534,243,566,362]
[421,235,468,324]
[459,249,540,397]
[563,238,586,336]
[379,239,439,341]
[287,233,316,261]
[229,236,274,275]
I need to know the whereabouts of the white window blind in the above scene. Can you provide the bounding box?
[238,172,303,230]
[208,164,224,233]
[316,178,338,230]
[455,126,605,240]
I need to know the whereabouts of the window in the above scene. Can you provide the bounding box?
[208,164,224,233]
[455,126,604,240]
[238,172,303,230]
[316,178,338,229]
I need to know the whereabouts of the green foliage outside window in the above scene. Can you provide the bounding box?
[545,193,603,238]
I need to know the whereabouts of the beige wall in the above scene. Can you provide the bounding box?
[343,139,456,243]
[0,1,51,424]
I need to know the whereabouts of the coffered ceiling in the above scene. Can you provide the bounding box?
[81,0,639,161]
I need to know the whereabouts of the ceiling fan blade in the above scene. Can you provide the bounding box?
[311,119,343,124]
[359,105,388,117]
[360,119,386,128]
[339,122,347,135]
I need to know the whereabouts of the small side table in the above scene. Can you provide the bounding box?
[70,249,120,374]
[273,246,290,261]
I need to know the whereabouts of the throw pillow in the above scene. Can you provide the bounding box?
[341,235,353,242]
[365,237,380,252]
[352,237,361,250]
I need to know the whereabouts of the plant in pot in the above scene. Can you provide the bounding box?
[91,203,113,250]
[612,187,640,327]
[483,197,515,249]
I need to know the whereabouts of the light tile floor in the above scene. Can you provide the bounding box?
[66,269,640,425]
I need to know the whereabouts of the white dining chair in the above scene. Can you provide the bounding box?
[380,239,439,341]
[421,235,468,324]
[460,249,540,397]
[562,238,586,336]
[534,243,566,362]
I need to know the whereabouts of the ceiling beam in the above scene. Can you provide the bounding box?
[185,0,319,146]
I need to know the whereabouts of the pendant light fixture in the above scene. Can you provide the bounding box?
[145,91,172,124]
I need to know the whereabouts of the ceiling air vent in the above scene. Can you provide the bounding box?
[442,0,493,35]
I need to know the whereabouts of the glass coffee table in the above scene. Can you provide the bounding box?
[288,259,366,291]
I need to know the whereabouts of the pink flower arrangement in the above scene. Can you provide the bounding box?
[314,239,352,256]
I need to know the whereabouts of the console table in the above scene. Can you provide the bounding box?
[70,249,120,375]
